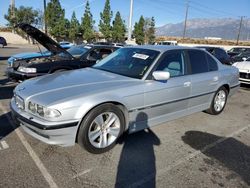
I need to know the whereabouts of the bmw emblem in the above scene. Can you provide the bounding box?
[18,87,25,92]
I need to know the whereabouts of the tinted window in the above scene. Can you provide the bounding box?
[156,50,185,77]
[93,48,160,79]
[188,50,208,74]
[206,53,218,71]
[214,48,227,60]
[67,46,89,57]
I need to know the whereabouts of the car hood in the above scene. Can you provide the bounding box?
[17,23,73,57]
[14,68,142,106]
[12,52,51,59]
[233,61,250,70]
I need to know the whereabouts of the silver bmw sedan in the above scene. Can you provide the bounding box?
[11,46,239,153]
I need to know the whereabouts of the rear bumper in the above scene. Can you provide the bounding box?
[10,99,79,146]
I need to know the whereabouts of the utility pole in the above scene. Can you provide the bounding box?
[43,0,47,34]
[10,0,15,33]
[182,0,189,39]
[10,0,15,18]
[128,0,134,41]
[236,16,244,45]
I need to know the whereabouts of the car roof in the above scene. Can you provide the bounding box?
[124,45,197,53]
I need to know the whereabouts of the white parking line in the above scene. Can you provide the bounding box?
[0,103,58,188]
[0,140,9,150]
[130,124,250,187]
[71,169,92,179]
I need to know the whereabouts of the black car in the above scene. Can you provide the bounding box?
[197,46,232,65]
[227,47,250,57]
[231,52,250,63]
[7,23,119,82]
[0,36,7,47]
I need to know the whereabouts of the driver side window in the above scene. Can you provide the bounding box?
[156,50,185,77]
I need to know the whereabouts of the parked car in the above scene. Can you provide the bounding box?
[227,47,250,57]
[232,60,250,84]
[156,40,178,46]
[7,44,82,68]
[59,41,74,49]
[197,46,232,65]
[0,36,7,47]
[6,23,119,81]
[231,52,250,63]
[93,42,125,47]
[11,46,239,153]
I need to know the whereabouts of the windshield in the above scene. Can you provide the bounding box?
[93,48,160,79]
[67,46,90,57]
[229,48,247,53]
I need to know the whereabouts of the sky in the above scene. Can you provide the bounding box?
[0,0,250,27]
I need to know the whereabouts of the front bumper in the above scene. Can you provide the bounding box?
[6,67,40,81]
[10,99,79,146]
[239,72,250,85]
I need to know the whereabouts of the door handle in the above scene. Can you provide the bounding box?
[213,76,219,82]
[184,82,191,87]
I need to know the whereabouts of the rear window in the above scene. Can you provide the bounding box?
[206,53,218,71]
[187,50,209,74]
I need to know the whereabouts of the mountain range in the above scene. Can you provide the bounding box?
[156,18,250,40]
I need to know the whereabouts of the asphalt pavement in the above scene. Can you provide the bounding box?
[0,44,250,188]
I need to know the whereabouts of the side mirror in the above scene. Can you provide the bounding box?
[152,71,170,81]
[242,57,247,61]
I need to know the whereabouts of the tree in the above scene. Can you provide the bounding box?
[4,6,40,27]
[45,0,68,40]
[81,0,95,42]
[133,16,145,45]
[112,11,126,43]
[144,17,155,44]
[99,0,113,41]
[69,11,80,42]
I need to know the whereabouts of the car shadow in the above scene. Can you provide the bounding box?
[115,112,161,188]
[0,84,16,100]
[0,112,19,140]
[0,56,10,60]
[240,83,250,90]
[1,47,19,49]
[182,131,250,185]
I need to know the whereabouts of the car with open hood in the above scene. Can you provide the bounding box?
[7,44,74,68]
[6,23,119,81]
[232,59,250,84]
[11,45,239,153]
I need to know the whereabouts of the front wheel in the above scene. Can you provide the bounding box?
[206,86,228,115]
[77,104,125,154]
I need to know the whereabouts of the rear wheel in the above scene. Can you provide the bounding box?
[77,103,125,154]
[206,86,228,115]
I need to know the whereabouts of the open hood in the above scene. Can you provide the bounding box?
[17,23,73,58]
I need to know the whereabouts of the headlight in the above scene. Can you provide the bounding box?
[28,102,61,118]
[28,101,36,113]
[17,66,37,73]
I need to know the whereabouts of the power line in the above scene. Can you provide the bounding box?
[189,0,238,17]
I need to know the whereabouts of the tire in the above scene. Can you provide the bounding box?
[77,103,125,154]
[206,86,228,115]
